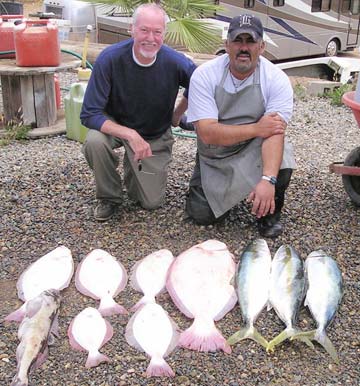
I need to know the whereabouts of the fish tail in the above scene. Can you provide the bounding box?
[85,351,110,368]
[290,330,316,349]
[178,321,231,354]
[291,329,339,363]
[315,331,340,364]
[266,328,295,352]
[227,326,268,349]
[10,376,28,386]
[98,302,128,317]
[146,357,175,377]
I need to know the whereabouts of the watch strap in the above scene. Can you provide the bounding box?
[262,175,277,185]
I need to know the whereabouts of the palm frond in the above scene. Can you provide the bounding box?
[160,0,221,19]
[166,18,223,53]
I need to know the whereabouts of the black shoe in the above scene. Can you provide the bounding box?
[94,201,118,222]
[257,218,283,238]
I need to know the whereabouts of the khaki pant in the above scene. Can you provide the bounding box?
[83,129,174,209]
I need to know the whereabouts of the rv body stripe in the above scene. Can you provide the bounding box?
[268,17,316,44]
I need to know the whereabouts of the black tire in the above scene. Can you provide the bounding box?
[325,39,338,57]
[342,146,360,206]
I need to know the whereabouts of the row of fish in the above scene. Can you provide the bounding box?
[227,239,343,365]
[5,239,343,383]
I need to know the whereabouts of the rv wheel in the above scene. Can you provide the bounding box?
[342,146,360,206]
[325,39,338,57]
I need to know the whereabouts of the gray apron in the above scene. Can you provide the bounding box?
[198,63,296,218]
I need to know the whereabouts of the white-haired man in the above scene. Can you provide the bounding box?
[81,3,196,221]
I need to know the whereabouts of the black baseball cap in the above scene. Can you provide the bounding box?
[228,14,264,42]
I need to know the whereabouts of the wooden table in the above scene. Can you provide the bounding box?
[0,58,80,128]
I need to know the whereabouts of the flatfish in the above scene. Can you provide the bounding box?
[68,307,113,368]
[125,303,179,377]
[5,246,73,322]
[75,249,128,316]
[130,249,174,311]
[166,240,237,353]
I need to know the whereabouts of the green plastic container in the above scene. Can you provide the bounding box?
[65,82,88,143]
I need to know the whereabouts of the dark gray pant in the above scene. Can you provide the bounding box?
[185,153,293,225]
[82,129,174,209]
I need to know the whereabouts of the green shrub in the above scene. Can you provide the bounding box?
[0,121,31,146]
[323,83,354,106]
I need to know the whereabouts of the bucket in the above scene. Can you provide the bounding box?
[50,19,71,41]
[14,20,60,66]
[64,82,89,143]
[342,91,360,128]
[0,14,24,58]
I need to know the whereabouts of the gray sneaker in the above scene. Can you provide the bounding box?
[94,201,118,222]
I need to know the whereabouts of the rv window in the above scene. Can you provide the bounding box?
[350,0,360,14]
[274,0,285,6]
[311,0,331,11]
[342,0,351,12]
[244,0,255,8]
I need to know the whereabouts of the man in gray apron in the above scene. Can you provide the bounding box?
[185,14,296,238]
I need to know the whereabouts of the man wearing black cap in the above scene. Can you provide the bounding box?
[185,14,295,238]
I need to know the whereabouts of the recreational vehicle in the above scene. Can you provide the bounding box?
[215,0,360,60]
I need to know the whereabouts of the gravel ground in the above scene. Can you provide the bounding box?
[0,95,360,386]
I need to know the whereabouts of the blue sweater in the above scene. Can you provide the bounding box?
[80,39,196,140]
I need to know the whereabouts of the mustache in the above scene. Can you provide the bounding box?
[236,51,250,58]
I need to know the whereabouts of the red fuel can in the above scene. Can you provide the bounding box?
[14,20,60,67]
[0,14,24,59]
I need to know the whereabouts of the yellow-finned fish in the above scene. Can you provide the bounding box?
[227,239,271,349]
[267,245,313,352]
[11,289,61,386]
[291,250,343,364]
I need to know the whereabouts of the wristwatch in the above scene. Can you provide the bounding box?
[262,175,277,185]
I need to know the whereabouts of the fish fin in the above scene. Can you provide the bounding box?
[5,303,27,323]
[100,319,114,348]
[49,313,60,339]
[292,330,339,364]
[98,298,128,317]
[146,356,175,377]
[266,302,272,312]
[32,346,49,370]
[267,329,294,352]
[178,320,231,354]
[129,260,143,292]
[67,319,86,352]
[227,326,268,349]
[289,330,315,349]
[130,296,156,312]
[85,351,110,368]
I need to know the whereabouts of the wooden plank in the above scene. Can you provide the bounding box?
[1,75,22,123]
[44,74,57,126]
[33,75,49,128]
[20,76,36,127]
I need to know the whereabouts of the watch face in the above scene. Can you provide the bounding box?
[270,176,277,185]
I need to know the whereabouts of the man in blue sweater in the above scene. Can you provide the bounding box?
[81,3,196,221]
